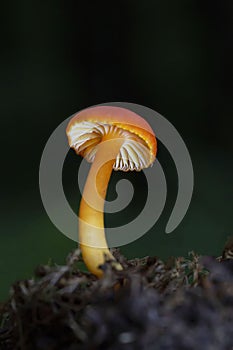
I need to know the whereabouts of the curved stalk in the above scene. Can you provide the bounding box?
[79,137,124,277]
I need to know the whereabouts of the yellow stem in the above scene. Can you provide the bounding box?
[79,137,124,277]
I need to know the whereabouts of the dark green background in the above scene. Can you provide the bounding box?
[1,1,233,300]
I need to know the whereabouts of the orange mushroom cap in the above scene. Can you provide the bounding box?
[66,106,157,171]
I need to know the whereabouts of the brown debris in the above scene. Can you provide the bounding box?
[0,240,233,349]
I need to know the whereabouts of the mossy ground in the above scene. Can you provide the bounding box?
[0,239,233,350]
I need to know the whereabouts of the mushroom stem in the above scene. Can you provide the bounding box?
[79,136,124,277]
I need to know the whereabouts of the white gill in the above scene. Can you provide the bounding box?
[68,121,151,171]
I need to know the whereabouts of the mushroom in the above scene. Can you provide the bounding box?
[66,106,157,277]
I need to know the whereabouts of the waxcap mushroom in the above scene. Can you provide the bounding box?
[67,106,157,171]
[66,106,157,277]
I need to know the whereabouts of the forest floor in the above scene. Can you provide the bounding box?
[0,238,233,350]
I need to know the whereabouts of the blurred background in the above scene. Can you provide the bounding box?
[1,0,233,300]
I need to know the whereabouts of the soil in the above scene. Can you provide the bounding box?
[0,238,233,350]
